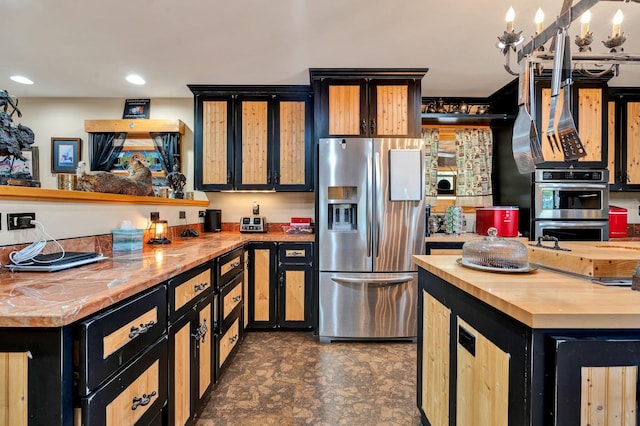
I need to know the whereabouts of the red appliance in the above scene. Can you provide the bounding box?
[609,206,628,238]
[476,206,519,237]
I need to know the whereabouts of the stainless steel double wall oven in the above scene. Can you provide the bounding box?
[533,169,609,241]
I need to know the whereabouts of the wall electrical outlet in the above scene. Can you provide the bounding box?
[179,211,186,219]
[7,213,36,230]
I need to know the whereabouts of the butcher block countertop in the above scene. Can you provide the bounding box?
[414,254,640,330]
[0,232,313,328]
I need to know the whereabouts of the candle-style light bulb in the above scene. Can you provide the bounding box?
[535,8,544,34]
[506,6,515,32]
[612,9,623,37]
[580,10,591,38]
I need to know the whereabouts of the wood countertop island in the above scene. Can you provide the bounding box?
[414,254,640,329]
[415,253,640,426]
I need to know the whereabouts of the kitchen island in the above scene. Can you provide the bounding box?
[415,254,640,426]
[0,232,313,425]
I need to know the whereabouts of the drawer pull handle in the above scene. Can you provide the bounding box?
[288,251,305,257]
[192,319,209,343]
[129,320,156,339]
[230,261,241,268]
[229,334,238,344]
[194,282,209,292]
[131,390,157,410]
[232,295,242,303]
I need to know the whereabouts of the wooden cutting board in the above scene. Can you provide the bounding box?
[527,241,640,278]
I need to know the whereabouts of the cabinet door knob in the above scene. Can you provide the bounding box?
[227,171,232,184]
[370,119,376,134]
[361,119,367,134]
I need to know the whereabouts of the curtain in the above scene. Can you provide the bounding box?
[150,132,180,174]
[454,128,493,207]
[421,127,439,207]
[89,132,127,171]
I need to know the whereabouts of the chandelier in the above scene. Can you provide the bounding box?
[497,0,640,78]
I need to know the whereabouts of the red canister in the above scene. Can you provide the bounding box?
[475,206,519,237]
[609,206,628,238]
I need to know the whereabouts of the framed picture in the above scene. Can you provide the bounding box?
[52,138,81,173]
[0,146,39,180]
[123,99,150,119]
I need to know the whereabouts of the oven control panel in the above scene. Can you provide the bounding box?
[536,169,607,182]
[240,216,267,233]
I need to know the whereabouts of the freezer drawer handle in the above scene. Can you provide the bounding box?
[331,275,413,287]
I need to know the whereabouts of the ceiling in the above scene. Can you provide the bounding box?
[2,0,640,100]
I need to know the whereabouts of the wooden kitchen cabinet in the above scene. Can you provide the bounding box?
[417,268,528,425]
[309,69,428,138]
[420,292,450,426]
[536,79,608,168]
[608,89,640,190]
[77,285,168,397]
[418,263,640,425]
[167,262,215,426]
[551,336,640,423]
[215,247,245,378]
[456,318,509,425]
[247,242,314,329]
[82,336,168,426]
[77,285,169,425]
[189,85,313,192]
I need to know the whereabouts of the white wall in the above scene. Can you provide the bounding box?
[1,97,315,246]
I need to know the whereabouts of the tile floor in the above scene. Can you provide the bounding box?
[195,331,422,426]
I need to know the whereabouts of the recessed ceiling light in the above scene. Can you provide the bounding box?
[126,74,146,85]
[10,75,34,85]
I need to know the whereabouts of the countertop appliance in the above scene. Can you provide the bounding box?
[240,216,267,233]
[204,209,222,232]
[317,137,425,342]
[475,206,519,237]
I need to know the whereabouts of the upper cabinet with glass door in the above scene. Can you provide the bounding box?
[310,69,428,138]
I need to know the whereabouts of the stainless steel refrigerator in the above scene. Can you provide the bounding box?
[317,137,425,342]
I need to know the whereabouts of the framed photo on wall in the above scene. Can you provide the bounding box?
[52,138,81,173]
[0,146,39,180]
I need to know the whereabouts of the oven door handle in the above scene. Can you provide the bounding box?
[330,275,413,288]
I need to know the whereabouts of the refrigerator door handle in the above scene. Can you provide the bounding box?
[367,152,372,257]
[374,151,381,258]
[330,275,414,287]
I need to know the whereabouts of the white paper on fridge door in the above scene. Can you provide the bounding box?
[389,149,423,201]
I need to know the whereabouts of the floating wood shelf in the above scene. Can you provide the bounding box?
[0,186,208,206]
[84,119,186,134]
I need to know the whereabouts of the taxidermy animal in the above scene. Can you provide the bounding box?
[76,159,155,196]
